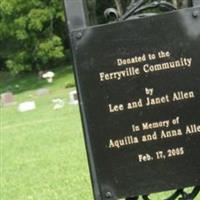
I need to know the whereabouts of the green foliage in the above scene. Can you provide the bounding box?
[0,0,66,74]
[0,65,75,94]
[0,0,191,74]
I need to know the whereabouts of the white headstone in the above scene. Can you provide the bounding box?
[18,101,36,112]
[52,99,65,110]
[69,90,78,105]
[42,71,55,83]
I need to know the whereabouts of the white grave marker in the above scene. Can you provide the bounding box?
[52,99,65,110]
[18,101,36,112]
[69,90,78,105]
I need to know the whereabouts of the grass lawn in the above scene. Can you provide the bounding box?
[1,67,200,200]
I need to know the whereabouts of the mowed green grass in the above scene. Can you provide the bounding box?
[1,67,92,200]
[1,67,200,200]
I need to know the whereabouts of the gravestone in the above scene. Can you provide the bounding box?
[69,90,78,105]
[18,101,36,112]
[36,88,50,96]
[42,71,55,83]
[52,98,65,110]
[0,92,15,107]
[64,1,200,200]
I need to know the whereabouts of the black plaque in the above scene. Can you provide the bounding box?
[71,7,200,200]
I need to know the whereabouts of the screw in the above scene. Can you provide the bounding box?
[76,32,82,39]
[192,10,199,18]
[105,192,112,198]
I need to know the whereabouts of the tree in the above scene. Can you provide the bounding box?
[87,0,97,25]
[0,0,192,74]
[0,0,66,74]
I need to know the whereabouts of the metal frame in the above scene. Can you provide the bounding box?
[64,0,200,199]
[126,186,200,200]
[63,0,89,32]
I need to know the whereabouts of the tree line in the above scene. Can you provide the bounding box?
[0,0,191,74]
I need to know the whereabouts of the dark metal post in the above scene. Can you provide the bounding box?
[63,0,89,32]
[192,0,200,6]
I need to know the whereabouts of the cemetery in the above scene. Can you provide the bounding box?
[1,0,200,200]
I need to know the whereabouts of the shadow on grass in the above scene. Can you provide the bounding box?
[0,66,75,94]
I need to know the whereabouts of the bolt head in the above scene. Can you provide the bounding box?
[105,192,112,198]
[76,32,82,39]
